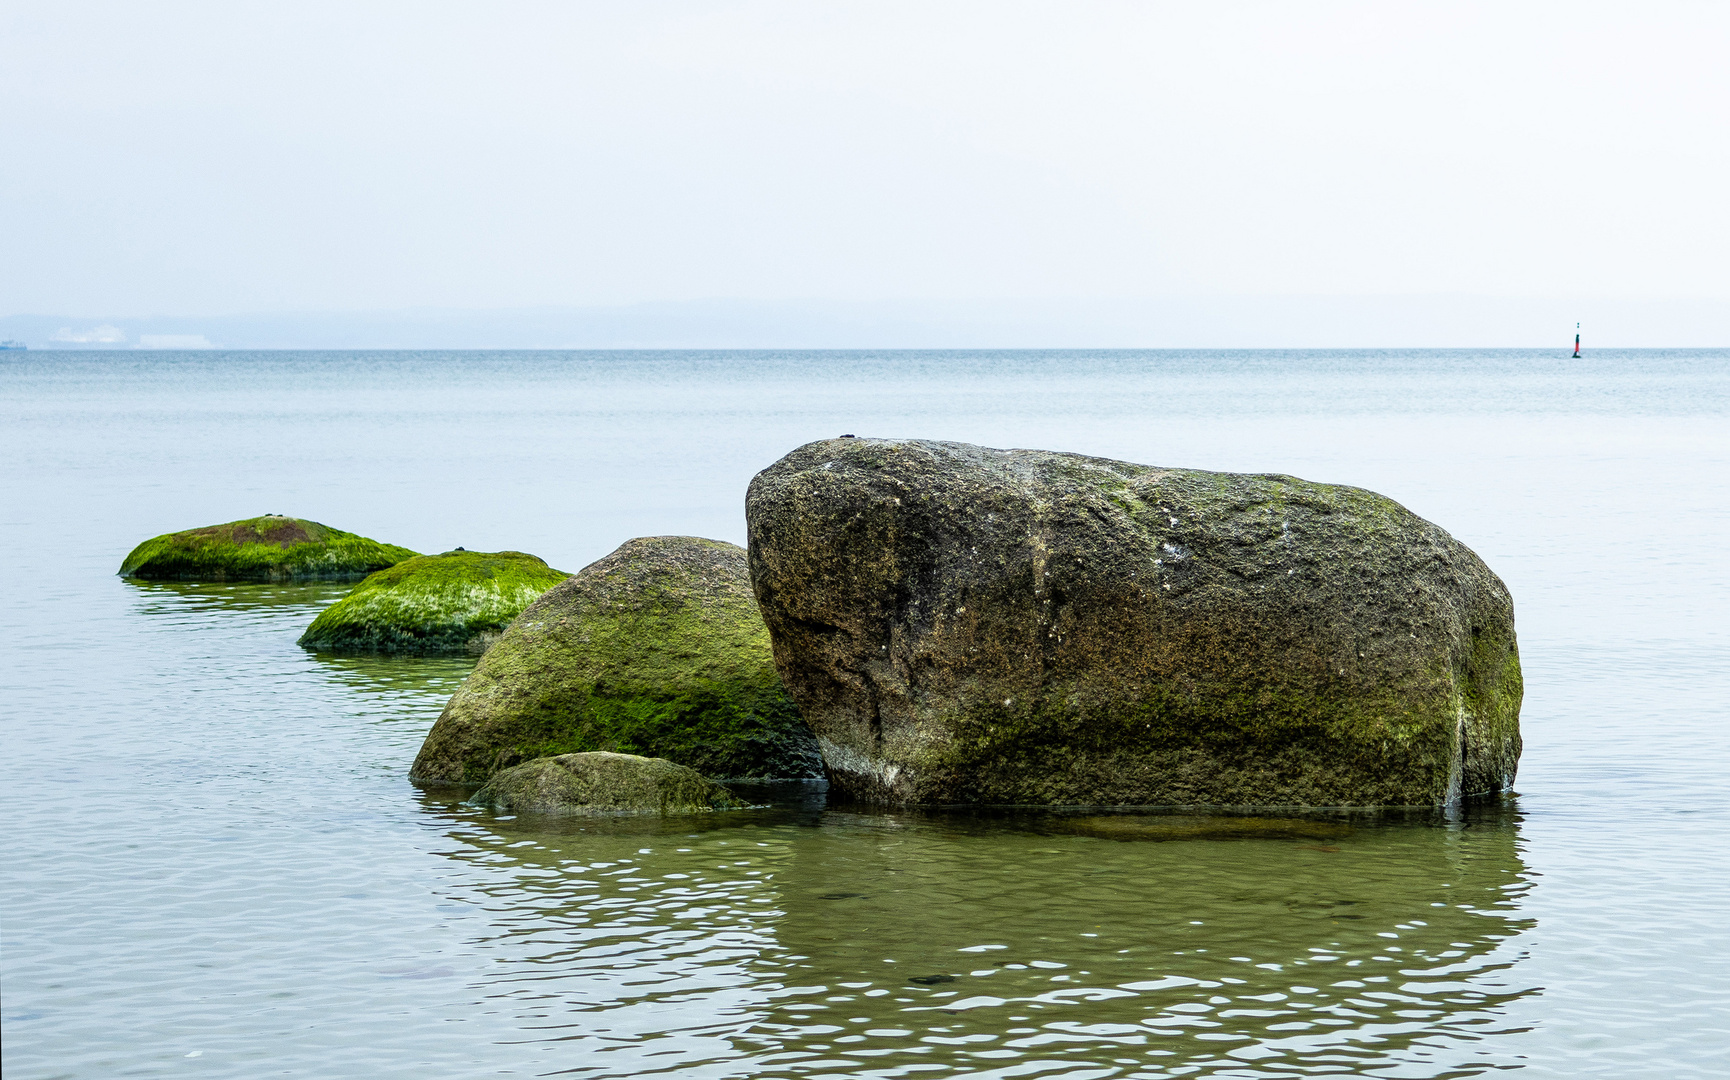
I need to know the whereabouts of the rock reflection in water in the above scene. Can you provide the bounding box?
[306,651,476,700]
[423,797,1535,1078]
[124,578,478,700]
[119,577,351,616]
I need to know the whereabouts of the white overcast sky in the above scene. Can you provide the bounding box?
[3,1,1727,317]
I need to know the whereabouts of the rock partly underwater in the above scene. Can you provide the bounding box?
[119,515,417,582]
[746,437,1523,808]
[297,549,569,655]
[410,536,825,785]
[467,751,748,815]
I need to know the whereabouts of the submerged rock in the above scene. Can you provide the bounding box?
[468,751,748,815]
[119,515,417,582]
[1058,814,1353,843]
[746,437,1523,808]
[410,536,824,785]
[297,549,569,655]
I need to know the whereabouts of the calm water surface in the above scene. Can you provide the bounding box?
[3,350,1727,1077]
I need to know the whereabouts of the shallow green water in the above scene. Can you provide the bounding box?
[445,808,1531,1076]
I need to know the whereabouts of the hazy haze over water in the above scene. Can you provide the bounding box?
[2,349,1727,1078]
[4,3,1728,343]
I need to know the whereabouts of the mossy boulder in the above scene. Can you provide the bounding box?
[410,536,825,785]
[746,437,1523,808]
[468,752,748,815]
[297,549,569,655]
[119,516,417,582]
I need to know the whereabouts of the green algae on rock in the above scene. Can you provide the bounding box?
[119,516,417,582]
[468,751,749,815]
[297,549,569,655]
[746,437,1524,809]
[410,536,825,785]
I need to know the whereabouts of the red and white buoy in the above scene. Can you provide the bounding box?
[1573,322,1582,359]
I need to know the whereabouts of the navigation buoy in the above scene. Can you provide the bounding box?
[1573,322,1582,359]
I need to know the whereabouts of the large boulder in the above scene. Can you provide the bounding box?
[119,515,417,582]
[297,549,569,654]
[746,437,1522,808]
[410,536,824,785]
[468,752,748,815]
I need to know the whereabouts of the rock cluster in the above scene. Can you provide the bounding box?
[746,437,1522,808]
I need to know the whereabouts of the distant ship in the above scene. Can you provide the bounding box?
[0,340,27,351]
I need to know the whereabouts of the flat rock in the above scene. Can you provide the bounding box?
[297,549,569,654]
[410,536,824,785]
[746,437,1523,807]
[119,515,417,582]
[468,751,748,814]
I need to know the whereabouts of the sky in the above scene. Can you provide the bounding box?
[3,1,1727,344]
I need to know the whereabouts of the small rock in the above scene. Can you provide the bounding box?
[118,515,416,582]
[468,752,748,814]
[297,550,569,655]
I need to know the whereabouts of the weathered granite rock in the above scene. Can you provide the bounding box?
[119,515,417,582]
[468,751,748,815]
[410,536,824,784]
[746,438,1522,808]
[297,549,569,655]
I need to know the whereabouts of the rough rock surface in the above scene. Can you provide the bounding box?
[468,751,748,815]
[119,515,417,582]
[746,438,1522,808]
[410,536,824,784]
[297,550,569,654]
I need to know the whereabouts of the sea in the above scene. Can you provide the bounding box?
[2,349,1727,1079]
